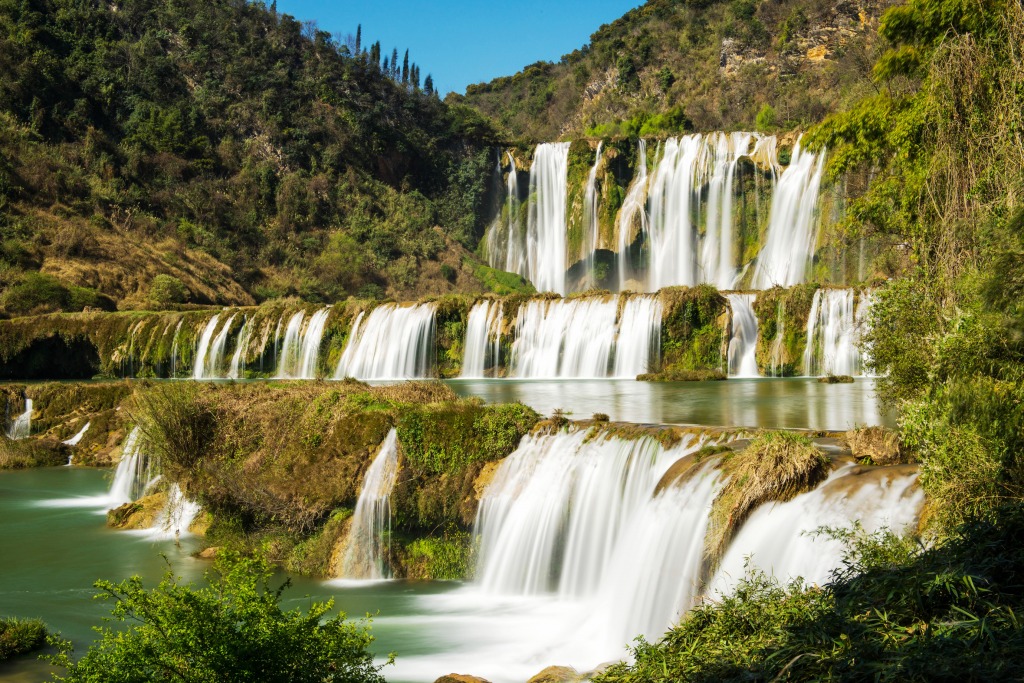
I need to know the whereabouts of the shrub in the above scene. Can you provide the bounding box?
[0,617,47,661]
[148,274,188,307]
[48,553,388,682]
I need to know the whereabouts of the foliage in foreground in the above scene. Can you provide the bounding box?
[48,554,387,683]
[596,505,1024,682]
[0,616,47,661]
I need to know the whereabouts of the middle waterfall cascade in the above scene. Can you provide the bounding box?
[461,300,504,378]
[617,139,649,291]
[191,314,221,380]
[527,142,572,294]
[108,427,159,508]
[340,429,400,579]
[507,295,662,378]
[276,308,331,379]
[6,397,32,440]
[469,428,924,669]
[335,304,437,380]
[804,289,873,377]
[751,140,827,288]
[726,294,760,377]
[582,142,604,279]
[227,316,253,379]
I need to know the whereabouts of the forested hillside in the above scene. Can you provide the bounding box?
[455,0,897,141]
[0,0,509,316]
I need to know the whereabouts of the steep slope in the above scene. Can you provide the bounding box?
[455,0,897,141]
[0,0,512,316]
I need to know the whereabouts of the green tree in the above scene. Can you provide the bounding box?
[48,554,389,683]
[149,275,189,307]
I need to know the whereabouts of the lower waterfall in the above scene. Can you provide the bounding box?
[108,427,158,507]
[340,429,400,579]
[461,300,504,378]
[6,397,32,440]
[334,304,437,380]
[803,289,872,376]
[277,307,331,379]
[726,293,759,377]
[145,484,202,540]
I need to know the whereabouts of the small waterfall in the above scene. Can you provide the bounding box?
[340,429,400,579]
[803,289,870,376]
[752,140,826,288]
[708,464,923,594]
[526,142,571,295]
[613,295,663,377]
[618,140,649,291]
[277,308,330,379]
[227,316,253,380]
[461,301,504,379]
[646,136,705,290]
[148,484,202,540]
[191,315,221,379]
[108,427,159,507]
[6,397,32,440]
[169,319,184,377]
[200,313,237,379]
[334,304,437,380]
[582,142,604,278]
[62,421,90,446]
[486,152,525,279]
[726,293,760,377]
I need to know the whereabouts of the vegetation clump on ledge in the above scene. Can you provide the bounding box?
[638,368,727,382]
[818,374,855,383]
[0,616,48,662]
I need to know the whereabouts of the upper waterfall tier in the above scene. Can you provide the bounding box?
[484,135,830,295]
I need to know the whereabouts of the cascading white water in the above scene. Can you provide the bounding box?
[726,293,760,377]
[613,295,663,377]
[461,301,504,379]
[340,429,400,579]
[108,427,159,507]
[582,142,604,279]
[196,313,237,379]
[6,397,32,440]
[276,308,330,379]
[334,304,437,380]
[618,140,649,291]
[507,295,661,379]
[703,133,754,289]
[62,421,90,446]
[708,464,923,595]
[169,319,185,377]
[228,316,253,380]
[146,484,202,540]
[526,142,571,295]
[486,153,525,278]
[191,315,221,379]
[752,140,826,288]
[803,289,871,376]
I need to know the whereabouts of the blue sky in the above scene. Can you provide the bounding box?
[274,1,646,95]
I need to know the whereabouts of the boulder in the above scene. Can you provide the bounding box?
[433,675,491,683]
[527,666,581,683]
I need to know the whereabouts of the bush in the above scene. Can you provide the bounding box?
[0,617,47,661]
[48,553,388,682]
[149,274,188,307]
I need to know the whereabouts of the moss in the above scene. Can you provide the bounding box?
[752,284,818,376]
[285,508,353,578]
[639,368,727,382]
[659,285,728,373]
[400,530,473,580]
[0,437,69,469]
[819,374,855,383]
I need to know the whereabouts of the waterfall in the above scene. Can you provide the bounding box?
[62,421,90,446]
[169,319,184,377]
[726,293,760,377]
[618,140,649,291]
[334,304,437,380]
[613,295,663,377]
[6,397,32,440]
[708,464,923,594]
[227,316,253,380]
[582,142,604,278]
[703,132,753,289]
[145,484,202,540]
[277,308,330,379]
[646,136,704,290]
[507,295,660,379]
[340,429,400,579]
[752,140,826,288]
[486,152,525,279]
[191,315,221,379]
[108,427,159,508]
[526,142,571,295]
[461,301,504,379]
[803,289,870,376]
[196,313,238,379]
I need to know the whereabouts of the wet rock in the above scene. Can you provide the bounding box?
[197,546,220,560]
[433,675,491,683]
[527,666,582,683]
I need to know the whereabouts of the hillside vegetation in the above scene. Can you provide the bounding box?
[455,0,897,141]
[0,0,505,317]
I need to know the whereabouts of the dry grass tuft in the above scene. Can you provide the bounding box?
[705,431,830,569]
[846,426,905,465]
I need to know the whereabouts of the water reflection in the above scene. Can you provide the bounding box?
[446,378,892,430]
